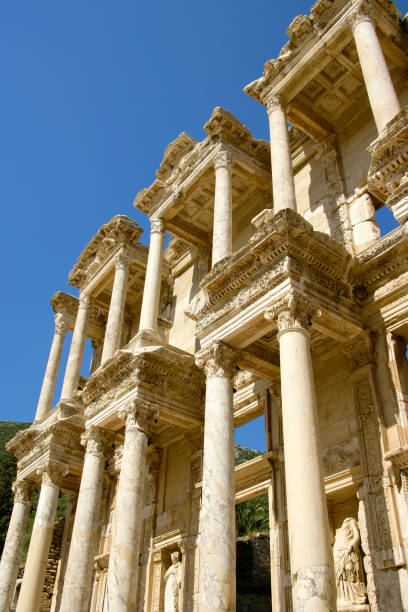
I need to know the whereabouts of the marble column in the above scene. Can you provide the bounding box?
[101,253,129,365]
[59,428,108,612]
[139,218,165,334]
[60,293,91,402]
[104,400,154,612]
[266,294,336,611]
[266,96,297,213]
[350,5,400,134]
[35,313,68,421]
[0,481,32,612]
[16,466,62,612]
[212,150,233,266]
[196,342,236,611]
[50,492,76,612]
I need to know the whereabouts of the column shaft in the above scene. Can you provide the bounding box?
[101,254,129,365]
[60,294,90,401]
[60,430,106,612]
[0,483,32,612]
[197,343,236,611]
[35,314,68,421]
[278,324,335,611]
[139,219,165,334]
[104,403,152,612]
[212,151,233,266]
[352,13,400,133]
[267,97,297,213]
[16,474,59,612]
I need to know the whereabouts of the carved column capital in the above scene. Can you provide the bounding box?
[115,252,129,271]
[214,149,233,170]
[12,479,33,504]
[348,1,372,32]
[54,312,68,336]
[38,461,68,487]
[81,426,113,457]
[195,341,238,379]
[118,399,157,435]
[341,331,376,371]
[265,95,285,114]
[265,293,320,334]
[78,292,92,310]
[150,217,165,235]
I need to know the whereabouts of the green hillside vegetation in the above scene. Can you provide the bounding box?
[0,422,267,556]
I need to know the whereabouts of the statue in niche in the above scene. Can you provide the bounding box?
[333,517,367,607]
[164,550,182,612]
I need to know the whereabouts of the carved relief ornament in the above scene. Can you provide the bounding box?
[118,399,156,436]
[81,425,111,457]
[115,252,129,271]
[265,95,286,115]
[214,149,233,170]
[151,217,165,235]
[265,293,320,333]
[79,292,92,309]
[195,341,237,379]
[342,331,376,371]
[37,461,69,487]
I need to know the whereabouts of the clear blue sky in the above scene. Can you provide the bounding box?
[0,1,404,451]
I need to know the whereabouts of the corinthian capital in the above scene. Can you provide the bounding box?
[265,293,320,333]
[151,218,165,234]
[115,252,129,271]
[79,292,92,309]
[81,425,112,457]
[12,480,33,504]
[195,341,238,379]
[266,95,285,115]
[348,1,372,32]
[118,399,156,435]
[38,461,69,487]
[54,312,68,336]
[214,149,233,170]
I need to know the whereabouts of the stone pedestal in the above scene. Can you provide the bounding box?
[0,481,32,612]
[267,96,297,213]
[212,150,233,266]
[351,7,400,134]
[267,295,336,612]
[104,401,154,612]
[101,253,129,365]
[16,468,61,612]
[196,342,236,611]
[138,219,165,337]
[35,313,68,421]
[59,429,108,612]
[60,293,91,401]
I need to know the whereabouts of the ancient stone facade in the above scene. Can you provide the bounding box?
[2,0,408,610]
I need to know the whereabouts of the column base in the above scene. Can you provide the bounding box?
[292,565,336,612]
[130,329,164,348]
[338,606,370,612]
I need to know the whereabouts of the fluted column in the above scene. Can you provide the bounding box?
[60,293,91,401]
[101,253,129,365]
[350,3,400,134]
[266,294,336,611]
[60,428,108,612]
[266,96,297,213]
[104,401,155,612]
[0,481,32,612]
[195,342,236,611]
[16,465,63,612]
[212,150,233,266]
[139,218,165,334]
[35,313,68,421]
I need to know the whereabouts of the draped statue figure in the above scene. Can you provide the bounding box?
[164,551,182,612]
[333,517,367,607]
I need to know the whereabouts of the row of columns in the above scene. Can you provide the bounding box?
[196,292,335,611]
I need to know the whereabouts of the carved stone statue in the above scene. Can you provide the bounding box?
[333,517,367,607]
[164,550,182,612]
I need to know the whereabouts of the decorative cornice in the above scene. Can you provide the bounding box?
[265,292,320,333]
[214,150,233,170]
[195,341,238,379]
